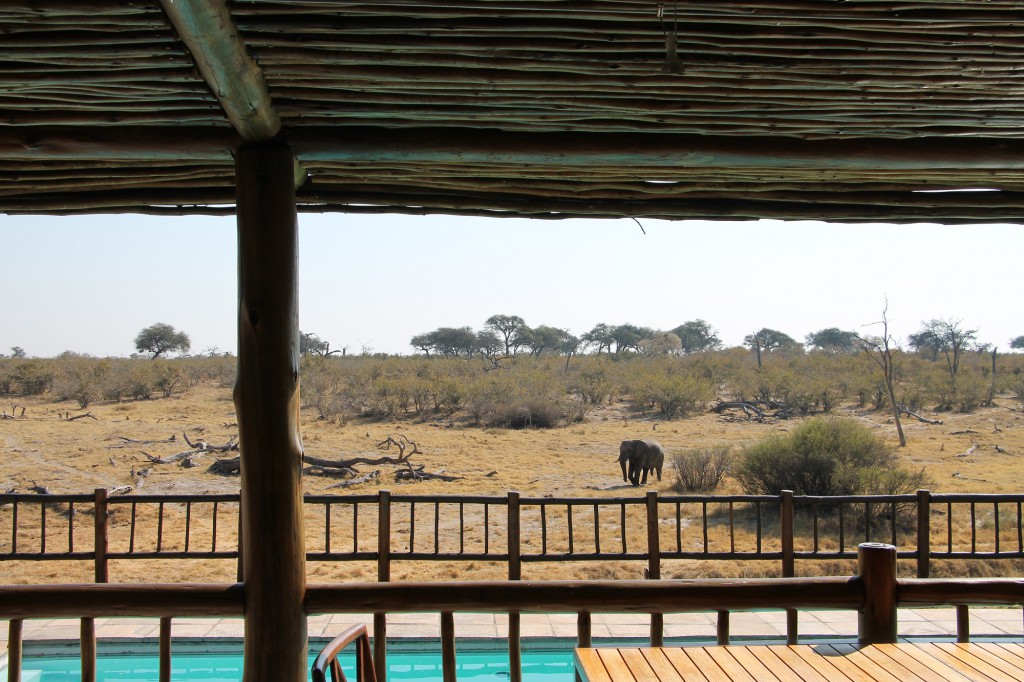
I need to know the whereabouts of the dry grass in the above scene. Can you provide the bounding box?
[2,383,1023,584]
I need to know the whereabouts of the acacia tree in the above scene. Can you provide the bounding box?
[806,328,859,354]
[914,318,977,397]
[484,314,527,355]
[581,323,615,354]
[857,304,906,447]
[671,320,721,353]
[134,323,190,359]
[744,328,799,368]
[1010,335,1024,351]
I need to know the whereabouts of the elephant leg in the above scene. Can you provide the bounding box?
[640,467,649,484]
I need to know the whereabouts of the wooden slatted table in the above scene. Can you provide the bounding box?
[574,642,1024,681]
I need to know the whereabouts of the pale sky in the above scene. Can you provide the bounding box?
[1,213,1021,358]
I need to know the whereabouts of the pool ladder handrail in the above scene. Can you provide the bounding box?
[311,624,378,682]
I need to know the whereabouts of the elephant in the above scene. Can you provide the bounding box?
[618,439,665,486]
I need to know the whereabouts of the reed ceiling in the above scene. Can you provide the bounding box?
[2,1,1024,222]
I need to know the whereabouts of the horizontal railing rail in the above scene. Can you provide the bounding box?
[3,545,1023,682]
[4,489,1024,584]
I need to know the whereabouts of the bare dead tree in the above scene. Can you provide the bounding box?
[858,302,907,447]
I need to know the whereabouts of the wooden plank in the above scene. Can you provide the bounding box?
[640,649,685,682]
[972,643,1024,673]
[824,644,921,682]
[619,648,665,682]
[787,645,873,682]
[702,647,757,682]
[722,647,781,682]
[762,646,832,682]
[934,643,1024,680]
[867,644,972,682]
[888,644,983,682]
[986,643,1024,668]
[595,649,637,682]
[661,647,712,682]
[913,642,1013,681]
[575,649,613,682]
[743,647,806,682]
[678,647,732,682]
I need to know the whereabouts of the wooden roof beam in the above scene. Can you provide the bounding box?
[159,0,280,141]
[5,127,1024,172]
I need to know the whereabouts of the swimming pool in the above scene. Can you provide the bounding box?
[16,646,576,681]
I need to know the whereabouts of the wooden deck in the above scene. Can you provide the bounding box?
[575,642,1024,681]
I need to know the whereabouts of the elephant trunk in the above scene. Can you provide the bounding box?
[619,457,628,482]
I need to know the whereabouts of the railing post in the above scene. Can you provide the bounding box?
[508,491,522,682]
[159,616,173,682]
[81,617,97,682]
[576,612,592,682]
[645,491,663,646]
[956,605,970,643]
[716,611,730,645]
[441,611,456,682]
[236,502,243,582]
[93,488,108,583]
[7,619,23,682]
[375,490,391,682]
[917,489,931,578]
[858,542,898,644]
[780,490,797,643]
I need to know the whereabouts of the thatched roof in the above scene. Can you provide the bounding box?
[3,1,1023,222]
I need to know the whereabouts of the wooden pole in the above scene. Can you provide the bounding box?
[7,619,23,682]
[235,140,306,682]
[159,617,173,682]
[857,542,898,644]
[376,490,391,681]
[645,491,663,646]
[93,488,108,583]
[507,491,522,682]
[917,489,931,579]
[440,611,456,682]
[81,617,96,682]
[780,490,798,644]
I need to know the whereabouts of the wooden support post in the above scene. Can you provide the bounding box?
[917,489,931,578]
[576,612,592,682]
[93,488,108,583]
[645,491,663,646]
[441,611,456,682]
[780,490,798,644]
[956,605,970,643]
[7,619,23,682]
[376,490,391,681]
[235,140,306,682]
[159,617,172,682]
[508,491,522,682]
[858,542,898,644]
[716,611,730,645]
[81,617,97,682]
[509,612,522,682]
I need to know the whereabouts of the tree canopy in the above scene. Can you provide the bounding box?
[134,323,190,359]
[671,320,721,354]
[805,328,859,354]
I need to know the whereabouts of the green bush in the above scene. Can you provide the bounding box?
[671,446,732,492]
[735,417,927,496]
[487,399,562,429]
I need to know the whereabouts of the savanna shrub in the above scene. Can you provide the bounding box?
[487,399,561,429]
[671,446,731,492]
[735,417,927,496]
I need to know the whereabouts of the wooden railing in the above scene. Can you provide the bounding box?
[3,544,1024,682]
[4,489,1024,583]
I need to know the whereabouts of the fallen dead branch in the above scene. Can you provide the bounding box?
[896,404,943,425]
[65,412,97,422]
[111,434,177,448]
[395,462,462,482]
[208,457,240,475]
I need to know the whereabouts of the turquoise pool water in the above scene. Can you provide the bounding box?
[18,649,575,681]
